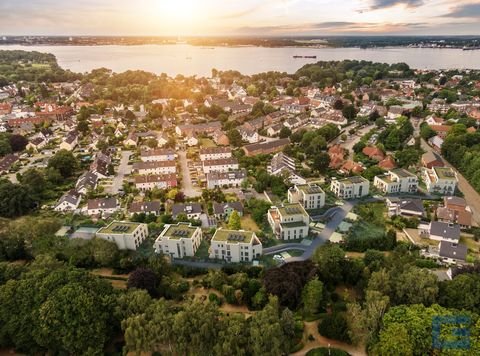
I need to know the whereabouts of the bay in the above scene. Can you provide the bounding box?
[1,44,479,76]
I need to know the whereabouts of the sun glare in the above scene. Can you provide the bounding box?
[155,0,199,25]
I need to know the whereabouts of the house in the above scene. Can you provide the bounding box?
[436,196,472,229]
[386,197,424,217]
[54,190,81,212]
[387,106,404,121]
[96,221,148,251]
[129,201,162,216]
[124,132,138,147]
[202,158,239,174]
[213,201,244,221]
[26,137,46,152]
[373,169,418,194]
[362,146,385,161]
[0,154,18,174]
[199,147,232,161]
[154,223,203,258]
[429,125,451,139]
[59,131,78,151]
[420,221,460,242]
[186,134,199,147]
[87,197,118,217]
[423,166,458,195]
[171,203,202,220]
[340,160,364,174]
[269,152,295,175]
[266,123,284,137]
[288,183,325,210]
[378,156,397,170]
[268,203,310,240]
[75,171,98,195]
[209,228,262,263]
[428,136,444,151]
[176,121,222,136]
[425,115,444,126]
[134,174,177,191]
[133,161,176,175]
[238,126,259,143]
[243,138,290,156]
[330,176,370,199]
[206,169,247,189]
[212,130,230,146]
[438,241,468,263]
[157,133,169,147]
[140,149,176,162]
[421,151,443,169]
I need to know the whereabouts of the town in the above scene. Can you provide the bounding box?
[1,50,480,355]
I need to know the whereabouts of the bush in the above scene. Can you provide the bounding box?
[318,313,350,343]
[306,347,350,356]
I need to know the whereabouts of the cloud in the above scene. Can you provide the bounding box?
[370,0,424,10]
[441,3,480,17]
[235,21,428,35]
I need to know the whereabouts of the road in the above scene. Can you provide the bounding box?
[7,153,49,183]
[178,150,201,198]
[110,150,132,194]
[264,201,355,262]
[421,139,480,226]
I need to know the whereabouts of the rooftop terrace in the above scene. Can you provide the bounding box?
[97,221,141,235]
[161,223,198,240]
[212,229,255,243]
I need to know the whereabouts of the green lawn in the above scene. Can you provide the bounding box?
[195,240,211,259]
[199,138,217,148]
[241,215,260,232]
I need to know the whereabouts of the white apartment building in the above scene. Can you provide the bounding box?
[199,147,232,161]
[206,169,247,189]
[267,203,310,240]
[96,221,148,251]
[209,228,262,263]
[140,149,176,162]
[133,161,176,175]
[202,158,239,174]
[288,183,326,210]
[330,176,370,199]
[153,223,203,258]
[373,168,419,194]
[423,167,458,195]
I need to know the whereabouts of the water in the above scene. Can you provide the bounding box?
[1,44,479,76]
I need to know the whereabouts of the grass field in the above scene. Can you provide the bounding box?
[199,138,217,148]
[241,215,260,232]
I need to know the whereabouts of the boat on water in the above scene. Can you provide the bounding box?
[463,46,480,51]
[293,55,317,59]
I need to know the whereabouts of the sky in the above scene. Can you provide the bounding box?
[0,0,479,36]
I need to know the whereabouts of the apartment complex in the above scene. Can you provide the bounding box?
[140,149,176,162]
[373,168,419,194]
[206,169,247,189]
[199,147,232,161]
[330,176,370,199]
[96,221,148,250]
[288,183,325,210]
[423,166,458,195]
[153,223,203,258]
[268,203,310,240]
[209,228,262,263]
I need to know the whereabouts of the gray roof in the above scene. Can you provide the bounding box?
[399,198,424,214]
[439,241,467,261]
[129,201,162,214]
[58,189,81,206]
[430,221,460,241]
[172,203,202,217]
[76,171,98,191]
[213,201,244,215]
[87,197,118,210]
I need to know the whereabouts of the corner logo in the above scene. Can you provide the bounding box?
[432,315,471,350]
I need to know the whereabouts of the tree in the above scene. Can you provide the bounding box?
[127,268,158,296]
[76,120,90,136]
[393,266,438,306]
[333,99,344,110]
[228,210,242,230]
[395,147,421,168]
[20,168,47,201]
[312,152,330,173]
[279,126,292,139]
[302,277,324,316]
[227,129,242,147]
[0,180,34,218]
[48,150,78,178]
[342,105,357,120]
[318,312,350,342]
[439,273,480,313]
[313,244,346,285]
[9,135,28,152]
[420,124,436,140]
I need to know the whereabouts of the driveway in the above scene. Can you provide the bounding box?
[421,139,480,226]
[178,150,201,198]
[109,150,132,194]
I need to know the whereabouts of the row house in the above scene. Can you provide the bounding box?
[206,169,247,189]
[87,197,119,217]
[243,138,290,157]
[59,130,79,151]
[54,189,81,212]
[128,201,162,216]
[134,174,178,191]
[202,158,239,174]
[140,149,176,162]
[75,171,98,195]
[199,147,232,161]
[133,161,176,175]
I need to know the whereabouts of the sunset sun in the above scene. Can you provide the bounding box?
[155,0,201,26]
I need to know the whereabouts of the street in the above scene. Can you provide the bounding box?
[108,150,132,194]
[178,150,201,198]
[421,139,480,226]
